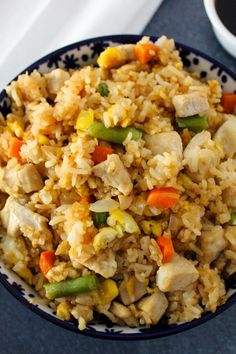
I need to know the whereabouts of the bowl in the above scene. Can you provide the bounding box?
[204,0,236,58]
[0,34,236,340]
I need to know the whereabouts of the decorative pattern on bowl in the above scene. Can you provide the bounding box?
[0,35,236,340]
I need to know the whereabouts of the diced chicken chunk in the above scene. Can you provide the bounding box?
[0,162,43,194]
[18,163,44,193]
[156,253,199,292]
[214,118,236,158]
[144,131,183,159]
[200,226,227,264]
[110,302,138,327]
[223,186,236,208]
[45,68,70,96]
[184,131,220,180]
[93,154,133,195]
[0,196,52,249]
[119,277,147,305]
[137,288,168,325]
[173,92,210,117]
[83,249,117,279]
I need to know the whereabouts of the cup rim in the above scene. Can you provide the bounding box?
[204,0,236,42]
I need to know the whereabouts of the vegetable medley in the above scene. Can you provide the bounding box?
[1,36,236,330]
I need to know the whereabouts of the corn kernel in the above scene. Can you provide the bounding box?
[108,209,140,235]
[151,222,162,236]
[97,279,119,304]
[183,201,190,211]
[76,109,94,131]
[7,121,24,138]
[56,302,71,321]
[140,220,162,236]
[38,134,49,145]
[97,47,125,69]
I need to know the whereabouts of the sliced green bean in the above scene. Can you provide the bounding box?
[176,115,209,132]
[87,122,142,144]
[229,213,236,225]
[92,211,108,228]
[44,275,99,300]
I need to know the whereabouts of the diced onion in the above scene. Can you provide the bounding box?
[89,198,119,212]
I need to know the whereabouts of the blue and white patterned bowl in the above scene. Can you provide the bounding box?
[0,35,236,340]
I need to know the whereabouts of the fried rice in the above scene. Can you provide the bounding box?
[0,35,236,330]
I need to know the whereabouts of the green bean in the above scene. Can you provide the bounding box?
[87,122,142,144]
[229,213,236,225]
[92,211,108,228]
[176,115,209,132]
[44,275,99,300]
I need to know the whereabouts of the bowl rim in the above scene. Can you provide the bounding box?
[1,33,236,340]
[203,0,236,41]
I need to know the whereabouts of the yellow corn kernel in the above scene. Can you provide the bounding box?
[151,221,162,236]
[97,279,119,304]
[93,227,118,253]
[183,201,190,211]
[38,134,49,145]
[76,109,94,131]
[140,220,152,234]
[97,47,125,69]
[72,135,78,142]
[126,276,135,297]
[56,302,71,321]
[7,121,24,138]
[108,209,140,235]
[140,220,162,236]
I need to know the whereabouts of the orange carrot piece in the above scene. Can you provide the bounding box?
[222,93,236,114]
[134,43,159,64]
[147,187,180,209]
[39,251,55,275]
[92,145,113,164]
[7,137,23,160]
[157,236,174,263]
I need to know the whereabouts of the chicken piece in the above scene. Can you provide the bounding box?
[18,163,44,193]
[200,226,227,264]
[119,277,147,305]
[172,92,210,117]
[83,249,117,279]
[93,154,133,196]
[45,68,70,96]
[214,118,236,158]
[144,131,183,159]
[1,197,22,237]
[110,302,138,327]
[156,253,199,292]
[97,44,135,69]
[223,186,236,208]
[0,161,43,194]
[0,196,52,249]
[184,131,220,180]
[137,288,168,325]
